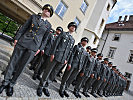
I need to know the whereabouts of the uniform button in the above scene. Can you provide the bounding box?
[34,33,36,35]
[38,27,40,29]
[33,37,34,39]
[29,30,32,32]
[36,30,38,32]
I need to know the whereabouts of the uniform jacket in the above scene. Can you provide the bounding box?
[99,63,107,81]
[44,33,54,56]
[50,32,75,63]
[15,14,51,51]
[68,43,87,70]
[105,66,111,81]
[92,58,101,78]
[81,53,95,77]
[108,69,116,84]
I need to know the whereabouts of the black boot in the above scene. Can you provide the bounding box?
[82,92,90,97]
[37,87,43,97]
[43,88,50,97]
[59,90,64,98]
[64,90,69,97]
[6,85,13,97]
[0,85,7,94]
[73,91,80,98]
[32,74,37,80]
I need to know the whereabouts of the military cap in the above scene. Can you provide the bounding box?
[56,26,63,32]
[50,29,55,33]
[67,22,77,30]
[97,53,103,57]
[86,46,91,50]
[91,48,98,53]
[108,62,113,65]
[42,4,54,17]
[112,66,117,68]
[81,37,89,43]
[104,58,109,61]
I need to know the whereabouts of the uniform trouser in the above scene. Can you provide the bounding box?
[98,81,108,94]
[74,75,88,92]
[57,64,66,76]
[83,77,96,93]
[91,79,103,93]
[34,54,49,75]
[103,82,110,93]
[30,52,41,69]
[60,67,79,92]
[2,44,35,87]
[39,59,63,89]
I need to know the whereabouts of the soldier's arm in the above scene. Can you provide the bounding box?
[39,26,51,50]
[50,32,63,55]
[67,45,77,66]
[14,15,33,40]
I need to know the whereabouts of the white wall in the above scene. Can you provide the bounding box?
[98,30,133,90]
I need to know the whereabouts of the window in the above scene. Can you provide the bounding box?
[99,19,105,32]
[74,17,80,26]
[107,4,110,11]
[108,47,116,58]
[93,37,98,44]
[113,33,121,41]
[80,0,88,13]
[55,1,67,18]
[128,50,133,64]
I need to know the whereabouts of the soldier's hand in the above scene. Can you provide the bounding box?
[34,49,40,56]
[64,60,67,65]
[67,65,71,71]
[50,55,54,62]
[104,78,106,82]
[41,50,44,56]
[14,40,18,48]
[80,73,84,77]
[97,77,100,80]
[91,74,94,78]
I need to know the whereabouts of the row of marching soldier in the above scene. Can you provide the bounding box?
[0,4,127,98]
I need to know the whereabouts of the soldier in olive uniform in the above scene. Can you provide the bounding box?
[37,22,76,97]
[0,4,54,96]
[82,53,103,97]
[32,27,63,80]
[59,37,88,98]
[73,48,97,98]
[91,58,109,97]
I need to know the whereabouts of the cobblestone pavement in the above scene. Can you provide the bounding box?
[0,38,133,100]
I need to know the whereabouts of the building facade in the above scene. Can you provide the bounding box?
[98,15,133,91]
[0,0,116,46]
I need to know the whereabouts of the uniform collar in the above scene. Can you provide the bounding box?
[41,16,47,21]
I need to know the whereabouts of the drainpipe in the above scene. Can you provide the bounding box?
[101,29,109,53]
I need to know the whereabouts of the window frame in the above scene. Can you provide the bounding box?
[55,0,68,19]
[128,50,133,64]
[80,0,88,14]
[74,17,81,27]
[107,47,117,59]
[112,33,121,41]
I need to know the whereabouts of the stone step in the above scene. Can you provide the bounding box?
[0,52,10,62]
[0,44,13,57]
[0,59,8,71]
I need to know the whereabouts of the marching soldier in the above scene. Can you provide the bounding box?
[37,22,76,97]
[82,53,103,97]
[73,48,97,98]
[32,27,63,80]
[0,4,54,96]
[59,37,88,98]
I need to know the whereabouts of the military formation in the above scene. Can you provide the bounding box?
[0,4,127,98]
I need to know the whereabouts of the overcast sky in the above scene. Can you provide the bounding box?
[107,0,133,23]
